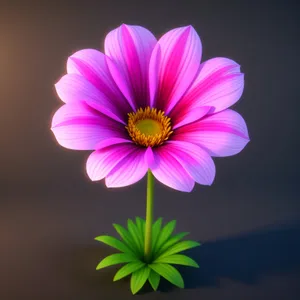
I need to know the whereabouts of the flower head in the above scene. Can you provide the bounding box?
[51,24,249,192]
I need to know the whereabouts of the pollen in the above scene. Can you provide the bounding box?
[126,107,173,147]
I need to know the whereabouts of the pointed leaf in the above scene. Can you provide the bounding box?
[113,261,145,281]
[127,219,143,255]
[135,217,144,233]
[151,218,163,253]
[94,235,135,255]
[141,218,146,243]
[154,254,199,267]
[148,270,160,291]
[135,217,145,248]
[157,240,200,260]
[153,220,177,255]
[130,266,151,294]
[155,232,189,258]
[149,263,184,288]
[96,253,137,270]
[113,223,139,255]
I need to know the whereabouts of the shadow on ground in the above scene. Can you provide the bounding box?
[159,220,300,292]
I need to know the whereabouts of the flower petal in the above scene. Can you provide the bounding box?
[173,109,250,157]
[145,146,156,169]
[171,57,244,122]
[95,138,132,150]
[151,26,202,113]
[55,73,125,124]
[51,102,126,150]
[149,45,161,108]
[66,49,132,118]
[151,146,195,192]
[86,143,142,182]
[105,147,148,188]
[105,24,157,108]
[172,106,212,130]
[164,141,215,185]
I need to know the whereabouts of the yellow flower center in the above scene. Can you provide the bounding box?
[126,107,173,147]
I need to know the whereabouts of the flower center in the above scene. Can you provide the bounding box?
[126,107,173,147]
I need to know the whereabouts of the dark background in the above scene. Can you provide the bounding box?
[1,0,300,299]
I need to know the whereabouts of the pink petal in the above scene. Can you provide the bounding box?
[173,109,250,157]
[95,138,132,150]
[86,143,141,182]
[55,73,125,124]
[150,26,202,113]
[105,58,136,110]
[151,146,195,192]
[105,147,148,188]
[66,49,132,116]
[171,57,244,122]
[172,106,212,129]
[104,24,157,109]
[149,45,161,108]
[164,141,215,185]
[145,146,156,169]
[51,102,127,150]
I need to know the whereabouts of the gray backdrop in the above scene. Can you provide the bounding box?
[1,0,299,299]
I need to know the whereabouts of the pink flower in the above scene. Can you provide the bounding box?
[51,24,249,192]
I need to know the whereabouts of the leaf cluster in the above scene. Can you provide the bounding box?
[95,217,200,294]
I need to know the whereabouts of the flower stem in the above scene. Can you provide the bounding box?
[144,169,154,262]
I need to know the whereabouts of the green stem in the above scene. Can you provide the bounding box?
[144,169,154,262]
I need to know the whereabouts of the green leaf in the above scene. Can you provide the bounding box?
[156,240,201,260]
[155,232,189,258]
[96,253,137,270]
[148,270,160,291]
[153,220,177,255]
[112,223,139,255]
[135,217,145,248]
[113,261,145,281]
[141,218,146,242]
[149,263,184,288]
[130,266,151,294]
[94,235,135,255]
[154,254,199,268]
[127,219,143,255]
[151,218,163,253]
